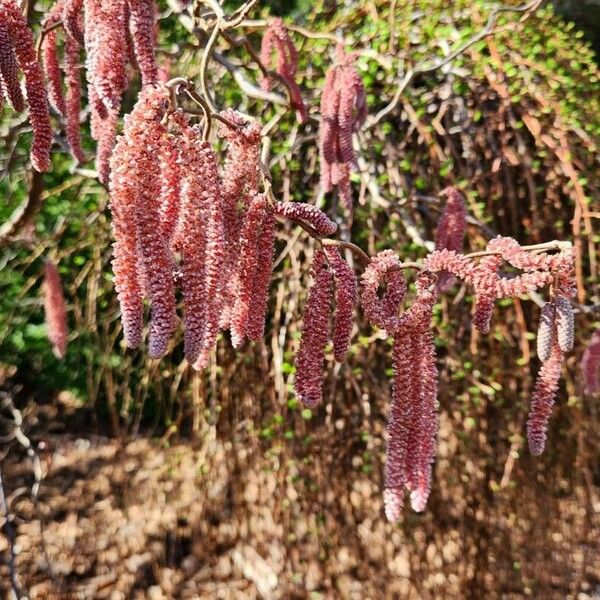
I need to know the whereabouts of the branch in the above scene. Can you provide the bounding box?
[212,52,288,105]
[367,0,544,128]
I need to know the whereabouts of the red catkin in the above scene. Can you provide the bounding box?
[294,250,334,408]
[0,20,24,111]
[3,0,53,171]
[582,331,600,395]
[217,111,262,329]
[42,26,66,116]
[384,273,438,520]
[384,331,416,522]
[323,246,357,361]
[245,208,276,342]
[318,45,366,216]
[527,341,563,455]
[230,193,269,349]
[63,0,85,46]
[43,259,68,359]
[471,255,502,334]
[127,0,158,85]
[172,115,225,369]
[260,18,307,123]
[272,201,337,236]
[64,34,85,162]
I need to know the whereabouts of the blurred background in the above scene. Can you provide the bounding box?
[0,0,599,597]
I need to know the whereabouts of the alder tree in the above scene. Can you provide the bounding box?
[0,0,598,522]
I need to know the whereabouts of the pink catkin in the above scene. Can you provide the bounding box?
[323,246,356,361]
[217,112,262,329]
[3,0,53,171]
[411,326,438,513]
[384,331,416,522]
[384,273,438,520]
[64,34,85,162]
[294,250,334,408]
[83,0,128,113]
[318,66,340,192]
[245,208,276,342]
[0,20,24,111]
[260,18,307,123]
[193,137,226,370]
[272,201,337,236]
[157,131,181,244]
[527,341,563,455]
[230,193,269,349]
[127,0,158,85]
[172,117,225,369]
[63,0,85,46]
[582,331,600,395]
[109,86,174,353]
[91,99,118,185]
[434,187,467,291]
[471,255,502,334]
[319,46,366,215]
[43,260,68,360]
[42,28,66,116]
[360,250,408,334]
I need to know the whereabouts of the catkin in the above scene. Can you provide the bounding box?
[554,295,574,353]
[294,250,334,408]
[536,302,556,363]
[43,260,68,359]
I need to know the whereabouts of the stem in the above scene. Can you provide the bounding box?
[321,238,371,264]
[199,18,222,112]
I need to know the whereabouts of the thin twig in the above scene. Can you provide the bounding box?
[368,0,543,128]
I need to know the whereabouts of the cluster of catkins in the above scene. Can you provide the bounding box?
[108,84,342,371]
[39,0,160,183]
[319,44,367,217]
[0,0,52,171]
[260,17,307,124]
[291,187,576,520]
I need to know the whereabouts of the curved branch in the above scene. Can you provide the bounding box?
[0,169,45,245]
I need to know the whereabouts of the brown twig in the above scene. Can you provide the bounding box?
[0,169,45,245]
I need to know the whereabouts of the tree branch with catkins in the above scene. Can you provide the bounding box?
[0,0,590,526]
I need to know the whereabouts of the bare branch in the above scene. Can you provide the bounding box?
[368,0,544,128]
